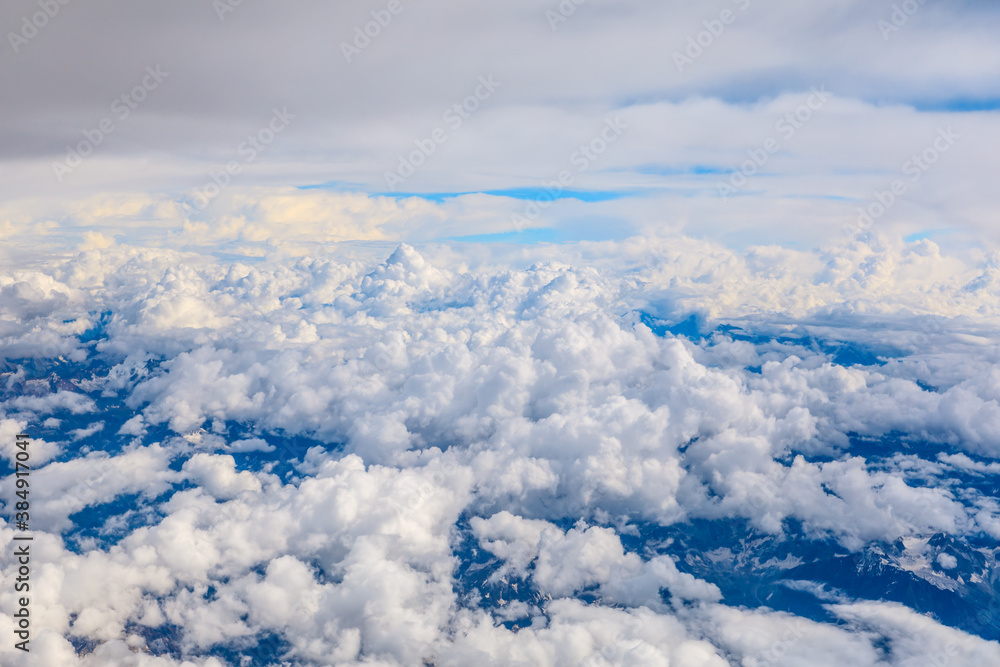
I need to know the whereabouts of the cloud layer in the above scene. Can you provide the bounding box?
[1,236,999,665]
[2,0,999,254]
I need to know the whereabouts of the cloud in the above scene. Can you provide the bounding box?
[2,236,1000,664]
[4,0,1000,663]
[2,1,999,256]
[181,454,262,500]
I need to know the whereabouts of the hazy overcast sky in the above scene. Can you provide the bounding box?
[2,0,999,255]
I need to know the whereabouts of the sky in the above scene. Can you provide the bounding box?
[3,2,1000,666]
[1,0,999,257]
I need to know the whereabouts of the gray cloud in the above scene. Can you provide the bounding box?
[3,0,998,163]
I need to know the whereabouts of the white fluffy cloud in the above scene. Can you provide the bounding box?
[1,236,999,665]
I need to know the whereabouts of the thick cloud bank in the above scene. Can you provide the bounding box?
[2,235,1000,665]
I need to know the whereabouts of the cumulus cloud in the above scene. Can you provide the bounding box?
[1,236,999,665]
